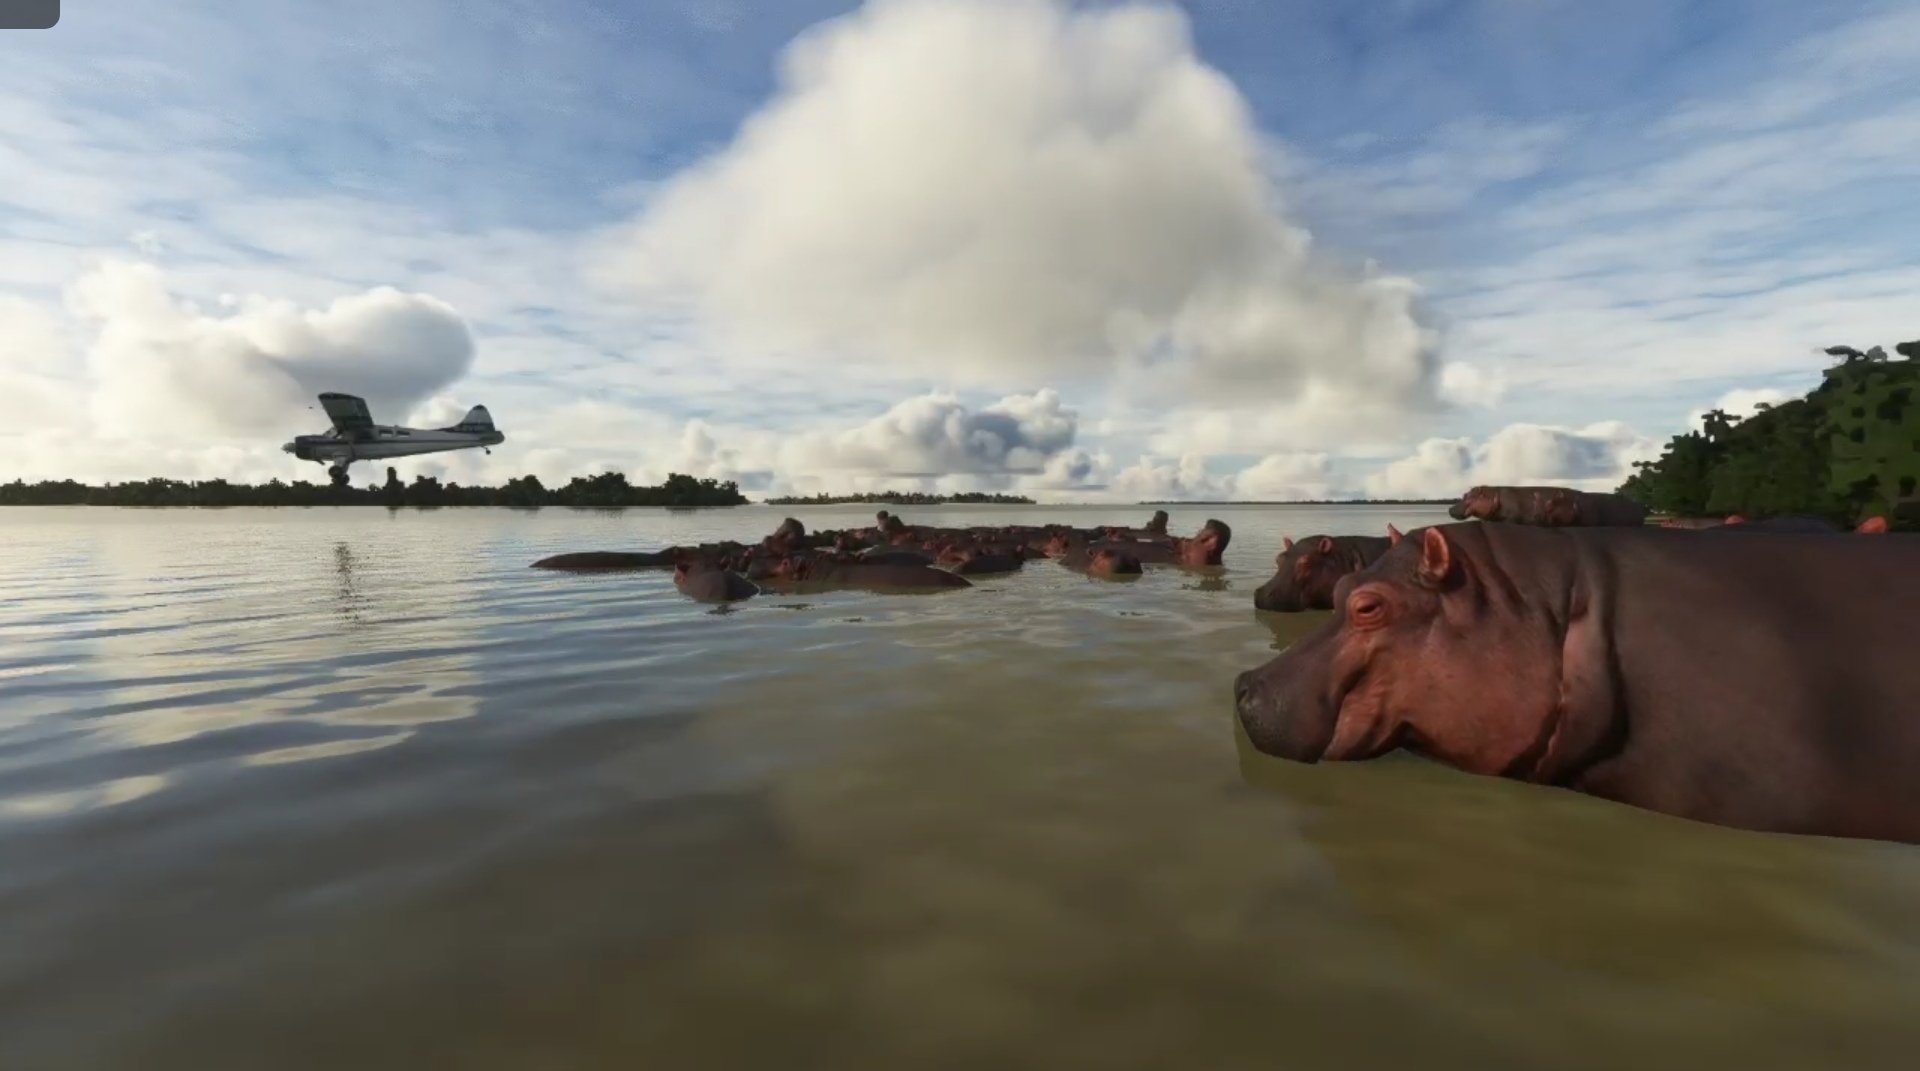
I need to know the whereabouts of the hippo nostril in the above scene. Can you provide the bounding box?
[1233,671,1256,711]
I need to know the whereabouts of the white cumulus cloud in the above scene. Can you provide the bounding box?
[780,388,1080,476]
[1685,386,1795,431]
[65,260,475,439]
[1364,421,1662,499]
[601,0,1439,412]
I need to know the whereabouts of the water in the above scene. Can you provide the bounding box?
[1,504,1916,1070]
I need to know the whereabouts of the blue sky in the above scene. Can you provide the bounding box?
[2,0,1916,499]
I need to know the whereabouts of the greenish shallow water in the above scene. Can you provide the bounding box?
[0,504,1916,1071]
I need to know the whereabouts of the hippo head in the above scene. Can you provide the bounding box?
[1234,525,1576,777]
[1044,532,1081,558]
[1254,535,1347,612]
[1146,509,1170,535]
[1089,548,1143,577]
[1183,519,1231,565]
[1450,486,1496,521]
[765,554,809,581]
[742,555,779,581]
[773,517,805,542]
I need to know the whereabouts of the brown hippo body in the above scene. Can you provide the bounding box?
[766,555,972,593]
[1059,545,1143,578]
[530,549,679,570]
[1088,519,1230,568]
[1254,534,1393,612]
[857,547,937,566]
[1450,485,1648,527]
[1234,522,1920,844]
[947,550,1026,576]
[673,562,759,604]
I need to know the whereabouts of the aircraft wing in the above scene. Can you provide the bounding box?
[318,393,376,439]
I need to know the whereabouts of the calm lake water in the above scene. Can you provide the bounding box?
[1,504,1917,1070]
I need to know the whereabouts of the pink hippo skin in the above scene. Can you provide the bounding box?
[1253,533,1393,613]
[1449,486,1648,527]
[1233,521,1920,844]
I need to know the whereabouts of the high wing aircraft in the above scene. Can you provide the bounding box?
[283,392,505,486]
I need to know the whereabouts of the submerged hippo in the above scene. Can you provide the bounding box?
[1253,533,1393,612]
[1089,519,1232,567]
[765,555,972,593]
[673,561,759,604]
[944,549,1026,575]
[1449,486,1648,527]
[1233,521,1920,844]
[1060,545,1143,578]
[857,547,936,566]
[530,549,678,570]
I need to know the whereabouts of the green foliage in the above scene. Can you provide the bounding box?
[0,471,748,508]
[1620,340,1920,528]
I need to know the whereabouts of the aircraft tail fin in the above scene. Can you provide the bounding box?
[446,405,495,433]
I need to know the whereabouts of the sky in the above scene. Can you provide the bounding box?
[2,0,1917,501]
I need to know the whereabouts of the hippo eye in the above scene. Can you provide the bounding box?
[1347,590,1389,628]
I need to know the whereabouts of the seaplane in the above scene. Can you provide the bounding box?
[283,392,505,487]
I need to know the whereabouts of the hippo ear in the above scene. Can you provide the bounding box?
[1282,536,1294,551]
[1386,524,1403,546]
[1415,527,1454,588]
[1316,536,1334,554]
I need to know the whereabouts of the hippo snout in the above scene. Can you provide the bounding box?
[1447,502,1468,520]
[1234,661,1337,764]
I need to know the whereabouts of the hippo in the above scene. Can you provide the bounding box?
[764,554,972,593]
[1233,521,1920,845]
[1144,509,1170,536]
[857,547,937,566]
[945,549,1025,576]
[673,561,759,604]
[1082,519,1230,568]
[1449,486,1648,527]
[1253,533,1393,612]
[1174,519,1232,566]
[530,549,678,570]
[1058,545,1143,578]
[1858,516,1891,534]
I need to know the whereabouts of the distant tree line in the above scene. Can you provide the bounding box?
[0,469,749,508]
[764,490,1036,505]
[1620,340,1920,529]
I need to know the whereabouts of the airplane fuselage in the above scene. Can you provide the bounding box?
[283,425,505,464]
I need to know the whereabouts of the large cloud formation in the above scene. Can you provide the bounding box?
[782,389,1077,476]
[604,0,1439,410]
[1364,422,1661,499]
[67,260,475,438]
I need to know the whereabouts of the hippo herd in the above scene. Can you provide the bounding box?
[529,508,1230,602]
[1239,485,1920,847]
[531,488,1920,846]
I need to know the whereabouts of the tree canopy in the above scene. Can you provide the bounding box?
[0,469,749,508]
[1619,339,1920,529]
